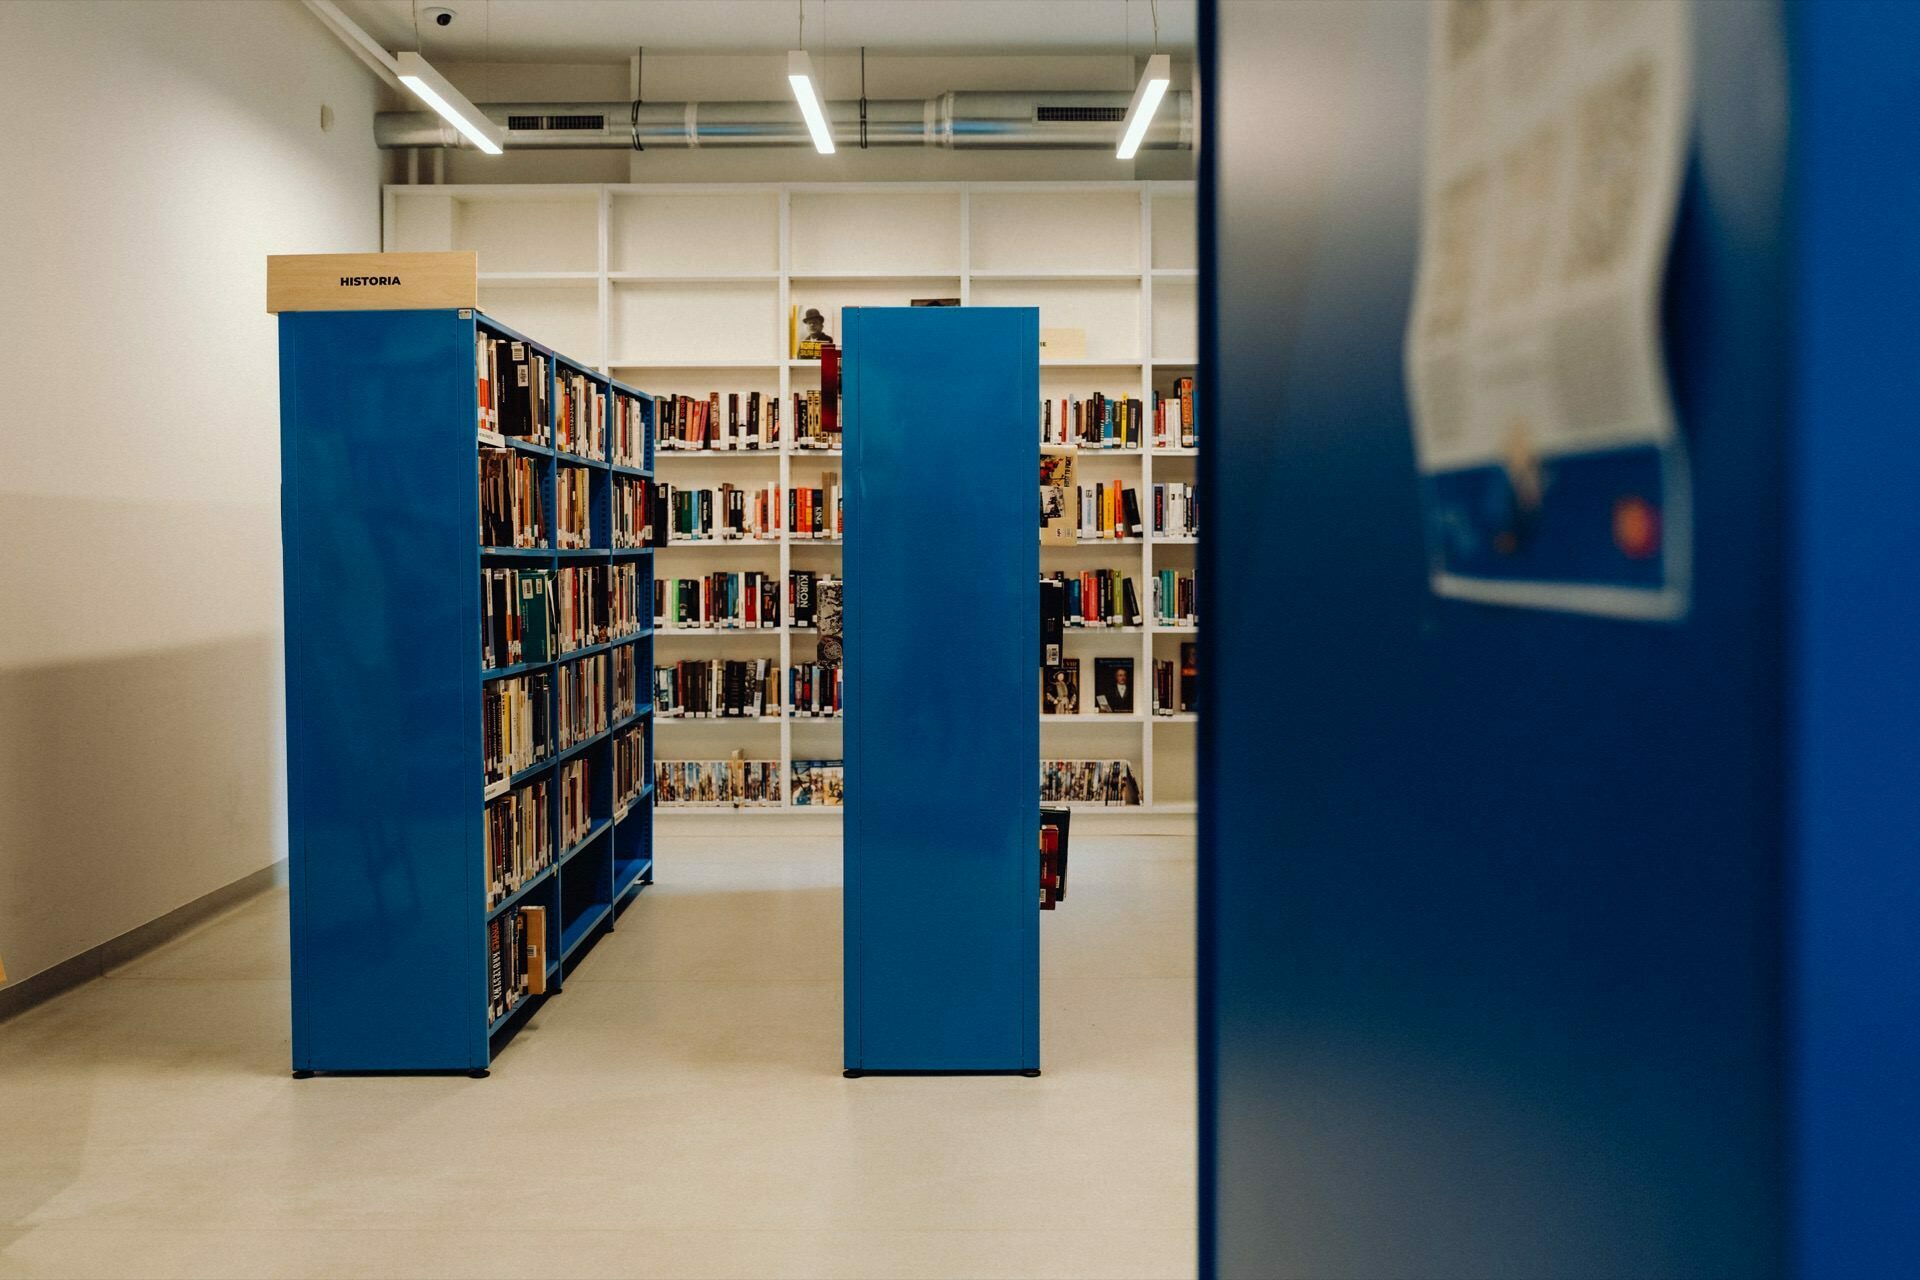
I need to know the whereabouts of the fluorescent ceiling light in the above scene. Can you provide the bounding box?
[788,50,835,155]
[396,51,503,155]
[1116,53,1171,160]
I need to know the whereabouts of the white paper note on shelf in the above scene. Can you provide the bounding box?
[1405,0,1693,619]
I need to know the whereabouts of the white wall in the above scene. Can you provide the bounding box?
[0,0,382,987]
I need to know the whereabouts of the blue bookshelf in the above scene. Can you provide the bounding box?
[279,306,655,1075]
[842,306,1040,1074]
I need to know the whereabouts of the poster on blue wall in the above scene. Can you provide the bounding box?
[1405,0,1693,620]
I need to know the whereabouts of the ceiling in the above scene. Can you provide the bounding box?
[333,0,1197,62]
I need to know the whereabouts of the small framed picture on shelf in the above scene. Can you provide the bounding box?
[1093,658,1134,714]
[1044,659,1081,716]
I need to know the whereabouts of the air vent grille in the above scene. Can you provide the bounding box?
[506,114,606,131]
[1036,106,1126,123]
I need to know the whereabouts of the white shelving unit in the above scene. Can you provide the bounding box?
[386,181,1199,819]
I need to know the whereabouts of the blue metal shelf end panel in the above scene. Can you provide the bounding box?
[842,306,1039,1074]
[281,308,483,1072]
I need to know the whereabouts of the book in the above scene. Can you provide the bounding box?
[522,906,548,995]
[1047,569,1142,628]
[614,723,649,814]
[482,567,555,670]
[816,578,843,666]
[480,449,546,549]
[552,564,608,654]
[1043,658,1081,715]
[613,475,654,549]
[484,779,551,908]
[1075,481,1142,539]
[558,756,593,850]
[1154,376,1198,449]
[1041,759,1141,806]
[1181,641,1197,711]
[653,658,777,718]
[656,481,783,541]
[1039,807,1071,909]
[1040,577,1066,666]
[655,758,783,807]
[611,562,646,638]
[1151,481,1198,537]
[556,654,609,750]
[484,672,551,784]
[1040,448,1077,545]
[790,759,845,807]
[555,465,592,549]
[654,390,777,451]
[612,643,639,721]
[611,389,648,468]
[1093,657,1135,714]
[555,367,608,459]
[1151,569,1198,626]
[1042,393,1145,449]
[787,663,843,717]
[654,572,781,630]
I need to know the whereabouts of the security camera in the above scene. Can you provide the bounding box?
[425,7,454,26]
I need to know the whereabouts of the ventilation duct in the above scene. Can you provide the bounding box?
[375,90,1193,151]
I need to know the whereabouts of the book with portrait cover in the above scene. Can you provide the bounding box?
[1093,658,1134,714]
[1043,659,1081,716]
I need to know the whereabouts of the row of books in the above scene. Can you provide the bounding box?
[657,481,781,542]
[791,759,843,807]
[1155,377,1198,449]
[653,570,843,631]
[611,563,646,639]
[484,672,550,785]
[484,779,551,909]
[488,906,546,1023]
[557,654,608,752]
[654,658,776,719]
[649,479,845,542]
[555,368,607,460]
[788,664,843,718]
[1075,482,1143,540]
[1042,759,1142,807]
[614,724,649,815]
[558,757,593,851]
[483,565,647,671]
[657,572,781,630]
[1151,569,1198,627]
[790,389,839,451]
[477,332,550,444]
[1152,645,1199,714]
[656,391,779,452]
[655,758,784,807]
[613,644,640,722]
[1049,569,1142,629]
[480,449,546,549]
[613,475,654,548]
[612,391,647,470]
[556,465,593,549]
[1043,394,1147,450]
[1152,482,1198,538]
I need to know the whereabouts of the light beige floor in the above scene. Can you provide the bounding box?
[0,833,1196,1280]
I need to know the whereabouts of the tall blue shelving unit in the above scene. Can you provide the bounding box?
[279,306,655,1075]
[842,306,1040,1075]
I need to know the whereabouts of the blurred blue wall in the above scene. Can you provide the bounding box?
[1196,0,1845,1273]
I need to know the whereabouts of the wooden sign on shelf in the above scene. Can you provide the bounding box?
[267,251,478,314]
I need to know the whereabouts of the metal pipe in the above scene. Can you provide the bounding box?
[374,90,1193,151]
